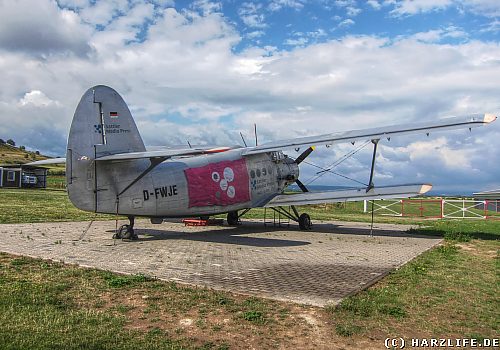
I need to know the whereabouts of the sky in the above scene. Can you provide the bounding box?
[0,0,499,194]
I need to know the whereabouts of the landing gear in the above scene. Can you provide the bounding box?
[113,216,138,240]
[268,206,312,230]
[227,211,240,226]
[298,213,312,230]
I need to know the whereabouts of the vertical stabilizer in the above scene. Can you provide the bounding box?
[66,85,146,212]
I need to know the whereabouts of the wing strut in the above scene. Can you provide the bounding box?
[117,157,167,197]
[366,139,379,192]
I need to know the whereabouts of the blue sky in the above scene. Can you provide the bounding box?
[0,0,499,193]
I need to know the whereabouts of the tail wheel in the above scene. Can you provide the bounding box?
[113,224,137,240]
[298,213,312,230]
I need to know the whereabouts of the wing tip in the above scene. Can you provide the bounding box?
[484,113,497,124]
[419,184,433,194]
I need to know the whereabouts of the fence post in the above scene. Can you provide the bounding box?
[363,200,367,213]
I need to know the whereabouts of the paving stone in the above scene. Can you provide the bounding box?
[0,219,441,306]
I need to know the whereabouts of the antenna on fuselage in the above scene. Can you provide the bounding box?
[254,123,258,146]
[240,132,248,147]
[187,140,192,148]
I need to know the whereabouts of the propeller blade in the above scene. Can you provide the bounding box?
[295,146,315,164]
[295,179,309,192]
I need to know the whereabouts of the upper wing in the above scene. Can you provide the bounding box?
[244,114,496,155]
[264,184,432,207]
[95,146,232,161]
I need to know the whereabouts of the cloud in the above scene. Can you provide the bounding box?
[18,91,61,108]
[464,0,500,18]
[0,0,92,56]
[409,26,468,43]
[238,2,267,28]
[367,0,382,10]
[338,19,355,28]
[389,0,453,16]
[0,1,499,192]
[268,0,305,12]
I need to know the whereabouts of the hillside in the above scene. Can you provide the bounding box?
[0,143,48,165]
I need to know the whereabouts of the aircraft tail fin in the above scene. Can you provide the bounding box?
[66,85,146,212]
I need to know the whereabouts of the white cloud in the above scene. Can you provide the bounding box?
[246,30,265,39]
[389,0,453,16]
[79,0,130,26]
[238,2,267,28]
[190,0,222,16]
[338,19,355,28]
[0,1,499,192]
[18,91,61,108]
[409,26,468,43]
[268,0,305,12]
[367,0,382,10]
[464,0,500,18]
[346,6,362,16]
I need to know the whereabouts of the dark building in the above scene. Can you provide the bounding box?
[0,165,48,188]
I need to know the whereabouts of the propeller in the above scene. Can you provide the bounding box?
[295,146,314,164]
[293,146,315,192]
[295,179,309,192]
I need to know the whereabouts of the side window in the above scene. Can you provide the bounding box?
[7,171,15,181]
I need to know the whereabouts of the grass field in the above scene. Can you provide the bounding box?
[0,188,498,349]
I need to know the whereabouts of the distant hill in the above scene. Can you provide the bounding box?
[0,143,48,165]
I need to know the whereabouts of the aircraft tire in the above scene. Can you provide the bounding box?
[298,213,312,230]
[227,211,239,225]
[115,224,133,239]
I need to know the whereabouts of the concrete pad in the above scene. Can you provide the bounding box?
[0,219,441,306]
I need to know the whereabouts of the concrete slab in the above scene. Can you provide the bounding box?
[0,219,441,306]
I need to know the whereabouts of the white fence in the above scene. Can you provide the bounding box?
[363,199,500,220]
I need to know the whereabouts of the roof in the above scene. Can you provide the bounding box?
[473,189,500,200]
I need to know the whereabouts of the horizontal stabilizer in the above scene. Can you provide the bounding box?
[264,184,432,207]
[25,158,66,166]
[244,114,496,155]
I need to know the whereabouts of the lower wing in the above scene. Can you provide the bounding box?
[264,184,432,207]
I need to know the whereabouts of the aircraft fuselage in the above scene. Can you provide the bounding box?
[88,149,299,218]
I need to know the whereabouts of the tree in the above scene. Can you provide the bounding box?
[6,139,15,146]
[19,145,25,150]
[0,139,4,144]
[35,150,40,155]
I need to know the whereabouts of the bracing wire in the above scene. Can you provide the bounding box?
[297,140,371,187]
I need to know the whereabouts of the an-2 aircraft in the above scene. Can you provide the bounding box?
[30,85,496,239]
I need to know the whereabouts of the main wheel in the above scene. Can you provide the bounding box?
[226,211,239,225]
[298,213,312,230]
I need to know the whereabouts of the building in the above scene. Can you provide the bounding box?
[473,189,500,213]
[0,165,48,188]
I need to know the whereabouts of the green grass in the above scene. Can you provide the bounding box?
[0,254,308,349]
[0,188,498,347]
[328,238,499,338]
[0,188,114,224]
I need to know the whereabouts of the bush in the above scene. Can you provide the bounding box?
[6,139,15,146]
